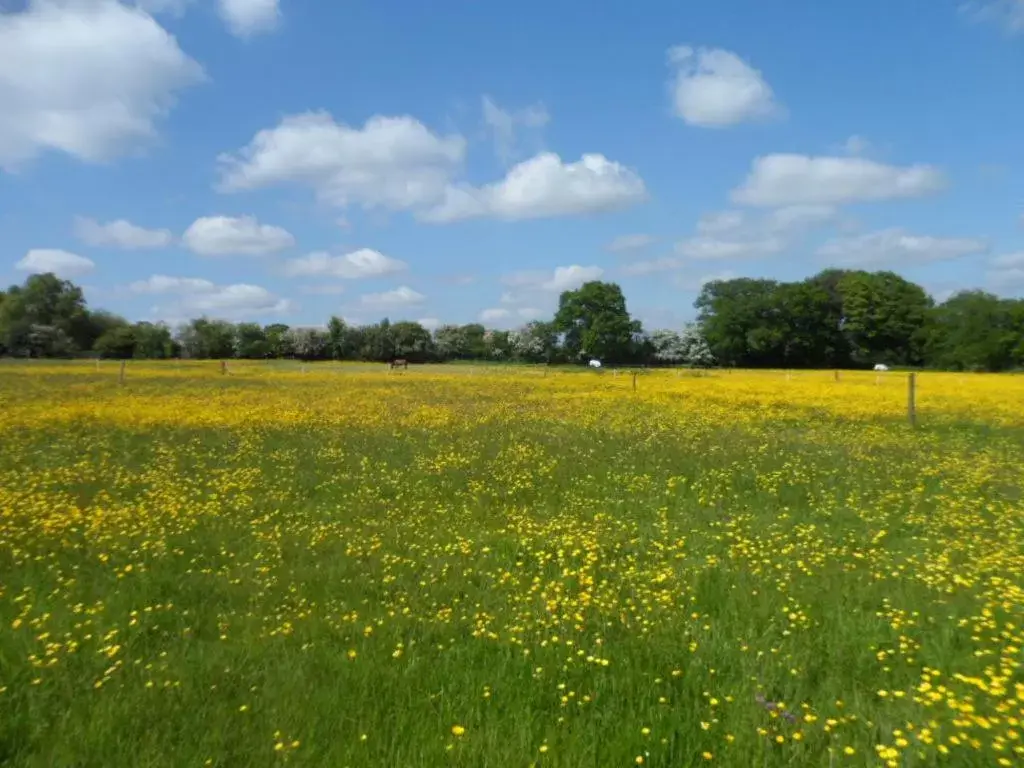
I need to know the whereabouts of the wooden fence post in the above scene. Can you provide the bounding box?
[119,359,126,385]
[632,371,637,392]
[907,372,917,426]
[834,370,840,382]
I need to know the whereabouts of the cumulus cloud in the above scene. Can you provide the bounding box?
[417,317,441,331]
[0,0,204,169]
[663,205,838,265]
[182,215,294,256]
[422,152,647,223]
[732,154,947,207]
[479,307,512,322]
[283,248,407,279]
[540,265,604,292]
[16,248,95,278]
[816,228,988,267]
[481,95,549,164]
[359,286,426,309]
[217,0,280,36]
[219,110,644,223]
[130,273,289,318]
[74,216,173,249]
[217,112,466,210]
[667,45,782,127]
[606,234,657,253]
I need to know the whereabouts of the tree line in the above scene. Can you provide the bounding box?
[2,270,1023,371]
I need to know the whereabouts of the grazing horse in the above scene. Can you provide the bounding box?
[389,358,409,371]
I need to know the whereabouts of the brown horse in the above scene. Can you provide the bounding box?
[388,358,409,371]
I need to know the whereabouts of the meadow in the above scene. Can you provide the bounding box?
[1,361,1022,767]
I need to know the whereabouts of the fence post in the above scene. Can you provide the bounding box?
[834,370,840,382]
[632,371,637,392]
[908,372,917,427]
[221,360,227,375]
[119,359,126,385]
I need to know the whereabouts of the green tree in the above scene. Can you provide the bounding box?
[326,316,351,360]
[554,281,640,363]
[695,278,781,367]
[0,273,91,357]
[94,325,137,359]
[234,323,269,359]
[132,322,176,359]
[391,321,434,362]
[177,318,236,359]
[924,291,1019,371]
[837,271,931,366]
[264,324,293,358]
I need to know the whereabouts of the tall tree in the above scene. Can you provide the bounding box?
[695,278,781,367]
[554,281,640,363]
[234,323,269,359]
[326,316,350,360]
[924,291,1019,371]
[0,273,90,357]
[176,318,236,359]
[837,271,931,366]
[391,321,434,362]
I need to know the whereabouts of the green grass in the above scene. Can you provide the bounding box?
[1,367,1022,767]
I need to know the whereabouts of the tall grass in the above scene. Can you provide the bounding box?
[1,363,1021,766]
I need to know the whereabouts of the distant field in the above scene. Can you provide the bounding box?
[1,362,1022,767]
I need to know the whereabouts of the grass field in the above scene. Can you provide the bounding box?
[1,362,1023,767]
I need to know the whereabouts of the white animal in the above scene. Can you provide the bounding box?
[588,359,602,369]
[873,363,889,372]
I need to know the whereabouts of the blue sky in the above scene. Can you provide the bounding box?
[1,0,1022,330]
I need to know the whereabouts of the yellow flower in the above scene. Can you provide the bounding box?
[539,745,549,754]
[702,752,713,760]
[451,725,466,737]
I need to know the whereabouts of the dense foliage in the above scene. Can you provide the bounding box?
[3,270,1024,370]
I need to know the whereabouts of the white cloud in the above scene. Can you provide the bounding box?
[732,154,947,207]
[359,286,426,309]
[0,1,204,169]
[283,248,407,279]
[422,152,647,222]
[74,216,173,249]
[667,45,782,127]
[669,204,837,263]
[542,265,604,292]
[15,248,95,278]
[131,273,290,318]
[991,252,1024,268]
[501,265,604,293]
[417,317,441,331]
[696,210,746,236]
[843,135,871,156]
[298,284,347,296]
[479,307,512,322]
[182,215,294,256]
[606,233,656,253]
[481,95,549,164]
[621,257,682,276]
[816,228,988,267]
[130,275,215,293]
[676,236,786,260]
[220,111,642,224]
[183,283,288,315]
[961,1,1024,34]
[218,0,280,36]
[218,112,466,210]
[677,270,739,292]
